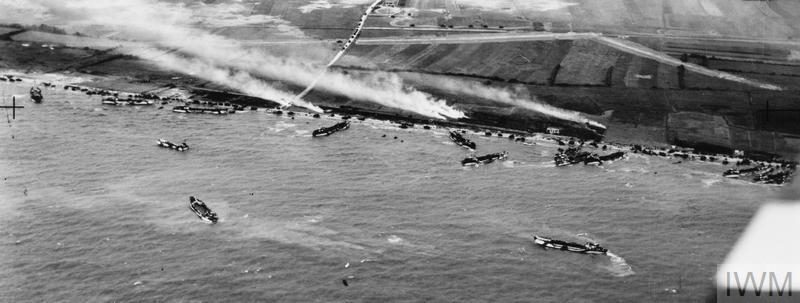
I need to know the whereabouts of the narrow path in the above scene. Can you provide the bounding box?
[593,36,783,91]
[292,0,384,103]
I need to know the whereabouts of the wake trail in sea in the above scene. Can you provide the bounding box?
[604,252,635,277]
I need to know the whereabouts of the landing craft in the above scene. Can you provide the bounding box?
[312,121,350,137]
[461,152,508,166]
[188,196,218,223]
[30,86,43,103]
[533,235,607,255]
[449,131,476,150]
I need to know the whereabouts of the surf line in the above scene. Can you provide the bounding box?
[291,0,383,104]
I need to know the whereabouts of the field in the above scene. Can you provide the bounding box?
[3,0,800,157]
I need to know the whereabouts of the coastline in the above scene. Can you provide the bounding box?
[3,71,795,184]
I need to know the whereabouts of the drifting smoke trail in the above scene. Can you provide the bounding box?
[128,48,321,111]
[25,0,465,119]
[294,0,382,101]
[402,73,605,129]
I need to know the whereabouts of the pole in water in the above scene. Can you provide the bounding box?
[0,96,24,120]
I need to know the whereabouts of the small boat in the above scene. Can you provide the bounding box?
[533,235,607,255]
[157,139,189,151]
[398,122,414,129]
[449,131,476,150]
[313,121,350,137]
[30,86,43,103]
[461,151,508,166]
[189,196,218,223]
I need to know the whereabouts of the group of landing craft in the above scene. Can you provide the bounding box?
[448,130,510,167]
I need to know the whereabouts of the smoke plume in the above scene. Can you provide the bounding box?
[401,73,606,129]
[17,0,465,119]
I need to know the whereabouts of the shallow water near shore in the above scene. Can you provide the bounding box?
[0,82,778,302]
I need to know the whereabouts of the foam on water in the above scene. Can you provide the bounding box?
[604,252,635,277]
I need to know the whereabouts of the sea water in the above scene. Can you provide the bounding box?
[0,82,778,302]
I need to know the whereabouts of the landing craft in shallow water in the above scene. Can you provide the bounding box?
[312,121,350,137]
[189,196,218,223]
[449,130,476,150]
[157,139,189,151]
[461,151,508,166]
[533,235,608,255]
[30,86,43,103]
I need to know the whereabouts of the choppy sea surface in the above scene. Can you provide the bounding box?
[0,83,778,302]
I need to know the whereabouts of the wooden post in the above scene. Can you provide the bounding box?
[0,96,24,120]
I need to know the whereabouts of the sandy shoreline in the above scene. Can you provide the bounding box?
[3,71,795,186]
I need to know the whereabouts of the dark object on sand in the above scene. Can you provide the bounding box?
[313,121,350,137]
[189,196,218,223]
[449,131,476,150]
[533,235,607,255]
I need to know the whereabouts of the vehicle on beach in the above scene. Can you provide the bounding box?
[312,121,350,137]
[189,196,218,223]
[157,139,189,151]
[533,235,608,255]
[449,130,476,150]
[30,86,43,103]
[461,151,508,166]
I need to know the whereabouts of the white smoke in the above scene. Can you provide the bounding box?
[16,0,465,119]
[128,48,321,111]
[401,73,606,129]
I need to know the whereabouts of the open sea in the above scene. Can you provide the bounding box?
[0,82,779,302]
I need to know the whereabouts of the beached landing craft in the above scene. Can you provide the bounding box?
[189,196,218,223]
[172,105,228,115]
[30,86,43,103]
[102,98,155,106]
[722,166,762,178]
[449,130,476,150]
[533,235,608,255]
[312,121,350,137]
[461,151,508,166]
[156,139,189,151]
